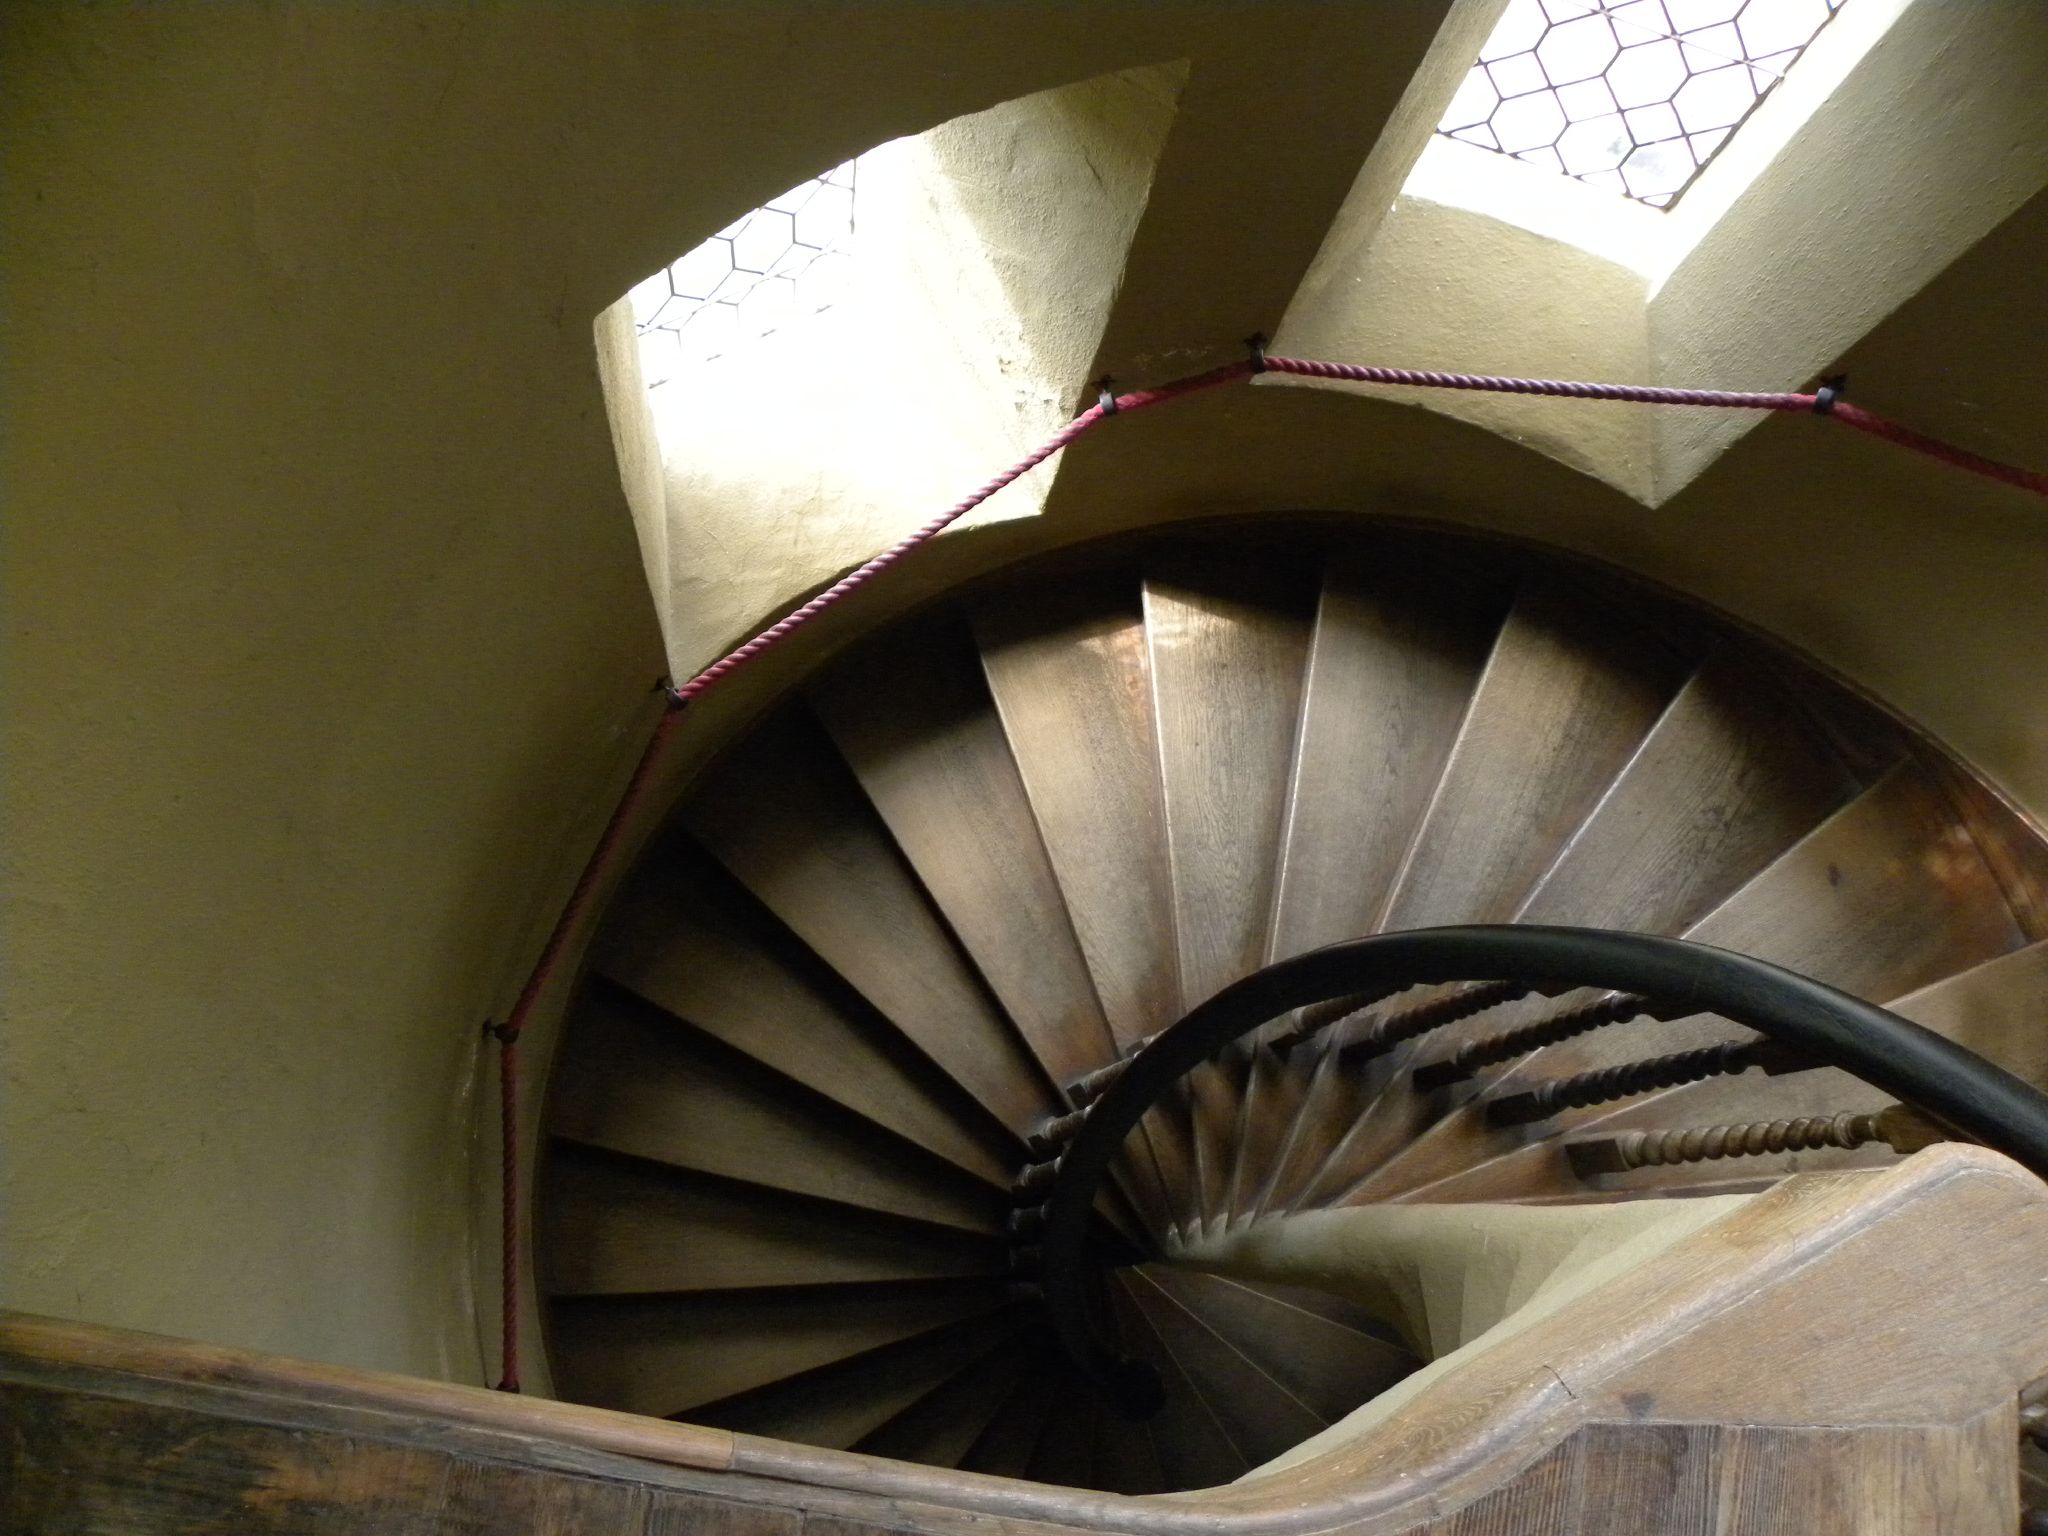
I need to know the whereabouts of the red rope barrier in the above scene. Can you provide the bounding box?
[1830,400,2048,500]
[1263,354,1819,411]
[488,1022,521,1391]
[486,345,2046,1392]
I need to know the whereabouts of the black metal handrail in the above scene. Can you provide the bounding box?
[1039,925,2048,1412]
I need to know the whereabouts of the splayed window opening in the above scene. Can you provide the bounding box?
[1437,0,1849,209]
[628,159,858,387]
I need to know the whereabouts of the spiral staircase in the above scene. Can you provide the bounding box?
[535,523,2048,1495]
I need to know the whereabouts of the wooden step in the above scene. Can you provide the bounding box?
[955,1357,1062,1479]
[550,980,1005,1234]
[1378,579,1689,933]
[812,620,1121,1096]
[854,1327,1047,1469]
[1266,554,1506,962]
[1140,1267,1418,1422]
[595,839,1012,1186]
[1289,656,1860,1209]
[974,574,1179,1051]
[1024,1365,1103,1487]
[683,708,1057,1137]
[540,1147,1003,1297]
[1144,556,1316,1230]
[1364,763,2028,1204]
[1124,1268,1328,1465]
[547,1278,1012,1419]
[689,1309,1034,1450]
[1218,558,1502,1229]
[1251,580,1688,1218]
[1090,1398,1168,1494]
[976,575,1199,1237]
[1109,1274,1250,1490]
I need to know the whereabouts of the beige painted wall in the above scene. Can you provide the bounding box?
[4,0,2043,1390]
[0,1,1277,1381]
[643,66,1184,676]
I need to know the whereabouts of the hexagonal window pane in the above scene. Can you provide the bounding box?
[1621,139,1696,199]
[729,209,794,273]
[1554,77,1618,123]
[1623,101,1683,145]
[629,157,860,378]
[1485,0,1550,56]
[687,303,741,360]
[1434,0,1846,208]
[1663,0,1744,28]
[1491,90,1568,154]
[1672,63,1755,133]
[1678,22,1744,73]
[667,241,731,301]
[1486,51,1549,99]
[1557,114,1630,176]
[1536,15,1621,85]
[1607,39,1686,109]
[1602,0,1675,44]
[627,270,672,326]
[794,182,855,250]
[1440,68,1501,132]
[637,324,684,388]
[1689,126,1733,161]
[1738,0,1831,59]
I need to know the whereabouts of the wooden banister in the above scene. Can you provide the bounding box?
[7,1145,2047,1534]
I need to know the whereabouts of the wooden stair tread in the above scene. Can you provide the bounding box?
[1225,559,1502,1231]
[974,574,1179,1050]
[539,1147,1002,1296]
[1142,1266,1418,1422]
[1144,557,1316,1235]
[548,1280,1012,1419]
[1110,1274,1251,1490]
[1378,579,1689,933]
[550,982,1003,1233]
[1126,1268,1324,1467]
[594,842,1011,1186]
[812,621,1120,1095]
[1291,656,1864,1209]
[683,708,1057,1135]
[689,1309,1033,1450]
[1253,581,1689,1217]
[1370,763,2028,1206]
[854,1327,1047,1469]
[956,1358,1062,1479]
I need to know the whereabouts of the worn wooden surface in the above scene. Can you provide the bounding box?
[8,1148,2045,1533]
[684,709,1056,1135]
[813,621,1120,1099]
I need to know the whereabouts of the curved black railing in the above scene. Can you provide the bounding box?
[1037,925,2048,1413]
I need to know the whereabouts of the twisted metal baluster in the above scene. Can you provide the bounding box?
[1568,1104,1951,1174]
[1487,1038,1811,1125]
[1412,990,1652,1090]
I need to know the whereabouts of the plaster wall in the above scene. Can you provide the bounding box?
[644,66,1184,675]
[1274,193,1654,502]
[1649,0,2048,495]
[4,0,2044,1392]
[0,1,1295,1381]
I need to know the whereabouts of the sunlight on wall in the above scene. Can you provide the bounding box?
[1439,0,1849,207]
[1408,0,1906,281]
[602,66,1185,676]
